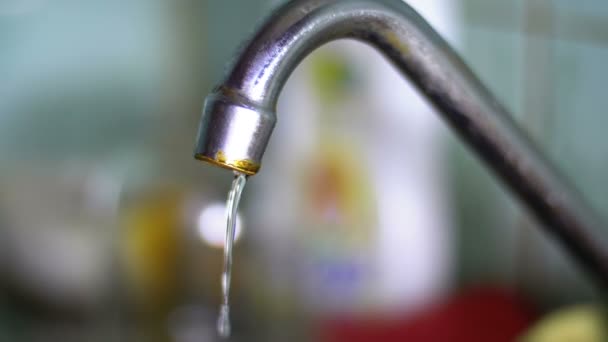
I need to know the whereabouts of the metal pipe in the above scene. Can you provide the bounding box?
[194,0,608,286]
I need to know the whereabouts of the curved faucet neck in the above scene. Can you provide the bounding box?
[221,0,450,110]
[196,0,608,286]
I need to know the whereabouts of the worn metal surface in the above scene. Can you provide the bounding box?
[194,0,608,285]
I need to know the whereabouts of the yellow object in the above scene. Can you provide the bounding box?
[521,305,606,342]
[122,188,183,315]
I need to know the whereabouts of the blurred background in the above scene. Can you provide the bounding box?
[1,0,607,341]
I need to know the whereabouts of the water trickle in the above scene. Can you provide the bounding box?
[217,303,230,338]
[217,172,247,339]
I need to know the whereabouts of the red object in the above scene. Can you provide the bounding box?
[319,287,538,342]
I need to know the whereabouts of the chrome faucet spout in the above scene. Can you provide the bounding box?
[194,0,608,286]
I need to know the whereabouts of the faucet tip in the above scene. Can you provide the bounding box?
[194,151,260,176]
[194,89,276,176]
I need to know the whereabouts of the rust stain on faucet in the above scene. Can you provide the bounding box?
[195,151,260,175]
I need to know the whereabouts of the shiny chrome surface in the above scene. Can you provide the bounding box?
[195,92,273,175]
[194,0,608,285]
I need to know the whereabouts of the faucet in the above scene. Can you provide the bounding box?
[194,0,608,286]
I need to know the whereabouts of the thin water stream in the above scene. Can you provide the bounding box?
[217,172,247,338]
